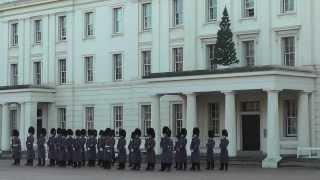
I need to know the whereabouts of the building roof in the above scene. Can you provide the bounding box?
[0,84,54,91]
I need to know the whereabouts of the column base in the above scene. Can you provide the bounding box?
[262,156,282,168]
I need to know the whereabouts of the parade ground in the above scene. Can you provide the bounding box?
[0,160,318,180]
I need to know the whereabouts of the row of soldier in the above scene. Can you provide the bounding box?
[11,126,229,171]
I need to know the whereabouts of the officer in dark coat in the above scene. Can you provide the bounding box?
[25,126,35,166]
[103,128,114,169]
[66,129,74,166]
[219,129,229,171]
[160,126,173,172]
[145,128,156,171]
[80,129,87,166]
[73,129,82,168]
[206,130,215,170]
[37,128,47,167]
[175,128,187,170]
[47,128,56,167]
[131,128,142,170]
[190,127,200,171]
[11,129,21,166]
[97,130,105,166]
[56,128,64,167]
[86,129,97,167]
[111,129,116,166]
[61,129,68,167]
[117,128,127,170]
[128,131,134,167]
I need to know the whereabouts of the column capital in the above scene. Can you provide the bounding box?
[263,89,282,93]
[300,90,313,94]
[222,90,235,95]
[183,92,198,96]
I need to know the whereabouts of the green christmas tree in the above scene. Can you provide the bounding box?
[213,7,239,68]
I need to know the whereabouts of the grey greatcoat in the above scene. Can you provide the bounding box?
[80,136,86,161]
[160,137,173,164]
[73,137,82,162]
[103,136,115,162]
[206,138,215,161]
[12,137,21,159]
[86,136,97,161]
[175,137,187,163]
[117,137,127,163]
[131,137,141,164]
[219,138,229,163]
[66,136,74,162]
[97,136,105,161]
[62,136,68,161]
[145,137,156,164]
[47,135,56,160]
[128,139,133,164]
[26,135,35,160]
[56,135,64,162]
[37,136,46,159]
[190,136,200,163]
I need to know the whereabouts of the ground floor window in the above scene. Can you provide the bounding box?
[141,104,151,137]
[85,107,94,130]
[172,103,183,136]
[208,103,220,137]
[58,108,66,129]
[113,105,123,136]
[9,109,17,131]
[284,100,297,137]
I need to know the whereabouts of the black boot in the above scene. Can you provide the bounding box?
[183,162,187,170]
[206,161,210,170]
[160,163,166,171]
[190,163,195,171]
[225,163,228,171]
[197,163,200,171]
[166,163,171,172]
[219,163,224,170]
[211,160,215,170]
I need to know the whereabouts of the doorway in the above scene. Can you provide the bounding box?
[242,115,260,151]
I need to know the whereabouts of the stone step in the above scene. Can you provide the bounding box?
[279,157,320,169]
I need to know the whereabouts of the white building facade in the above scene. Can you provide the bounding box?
[0,0,319,168]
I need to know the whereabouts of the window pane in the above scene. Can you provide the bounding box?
[113,106,123,136]
[243,40,255,66]
[173,48,183,72]
[113,54,123,81]
[142,51,151,77]
[208,103,220,137]
[173,104,183,136]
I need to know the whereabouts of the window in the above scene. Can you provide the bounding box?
[33,62,41,85]
[243,0,255,17]
[9,109,17,132]
[34,19,42,44]
[173,103,183,136]
[206,44,215,70]
[113,105,123,136]
[85,107,94,130]
[58,16,67,41]
[173,47,183,72]
[113,54,123,81]
[208,103,220,137]
[207,0,218,22]
[284,100,297,137]
[243,40,255,66]
[10,64,18,86]
[142,3,152,30]
[58,108,66,129]
[142,51,151,77]
[84,12,94,37]
[141,104,151,137]
[281,0,294,13]
[10,23,18,47]
[113,8,123,34]
[58,59,67,85]
[282,36,295,66]
[84,56,94,83]
[173,0,183,26]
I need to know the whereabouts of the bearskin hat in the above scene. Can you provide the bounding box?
[81,129,87,136]
[131,131,135,139]
[62,129,68,136]
[99,130,104,136]
[134,128,141,137]
[93,129,97,137]
[12,129,19,137]
[147,128,155,138]
[28,126,35,135]
[208,130,214,138]
[167,128,172,137]
[105,128,112,137]
[57,128,62,135]
[162,126,170,135]
[119,129,126,138]
[111,129,115,137]
[75,129,81,136]
[193,127,200,136]
[50,128,56,135]
[180,128,187,137]
[87,129,92,136]
[222,129,228,137]
[67,129,73,136]
[41,128,47,136]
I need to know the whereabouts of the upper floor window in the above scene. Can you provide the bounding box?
[10,64,18,86]
[85,107,95,130]
[113,7,123,34]
[58,15,67,41]
[281,0,294,13]
[284,100,297,137]
[243,40,255,66]
[142,3,152,30]
[84,56,94,83]
[282,36,295,66]
[206,44,215,70]
[113,105,123,136]
[173,47,183,72]
[84,12,94,38]
[243,0,255,17]
[113,54,123,81]
[173,0,183,26]
[207,0,218,22]
[58,107,66,129]
[208,103,220,137]
[141,104,151,137]
[10,23,18,47]
[33,61,41,85]
[34,19,42,44]
[58,58,67,85]
[142,50,151,77]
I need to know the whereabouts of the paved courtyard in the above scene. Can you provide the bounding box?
[0,160,319,180]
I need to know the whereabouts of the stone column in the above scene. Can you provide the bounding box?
[48,103,57,130]
[1,103,9,151]
[223,91,237,157]
[19,103,26,150]
[23,102,37,144]
[298,91,310,148]
[262,90,281,168]
[151,95,161,154]
[185,93,197,155]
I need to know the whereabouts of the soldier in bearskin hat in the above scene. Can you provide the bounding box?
[175,128,187,170]
[80,129,87,166]
[145,128,156,171]
[111,129,116,166]
[73,129,82,168]
[206,130,215,170]
[103,128,114,169]
[47,128,56,167]
[128,131,134,167]
[11,129,21,166]
[117,128,127,170]
[219,129,229,171]
[56,128,64,167]
[97,130,105,166]
[25,126,35,166]
[37,128,47,166]
[190,127,200,171]
[86,129,97,167]
[66,129,74,166]
[160,126,173,172]
[61,129,68,167]
[131,128,142,170]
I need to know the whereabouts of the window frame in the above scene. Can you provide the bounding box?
[206,44,215,70]
[113,105,123,137]
[280,0,295,14]
[85,106,95,130]
[34,19,42,44]
[33,61,42,85]
[242,0,255,18]
[208,103,220,137]
[58,15,67,41]
[142,50,152,77]
[173,0,184,26]
[243,40,255,67]
[9,109,17,131]
[113,7,123,34]
[207,0,218,22]
[57,107,67,129]
[281,36,295,67]
[113,53,123,81]
[173,47,184,72]
[172,103,183,137]
[10,63,18,86]
[141,104,152,137]
[84,11,95,38]
[10,22,18,47]
[58,58,67,85]
[142,2,152,30]
[84,56,94,83]
[284,99,297,137]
